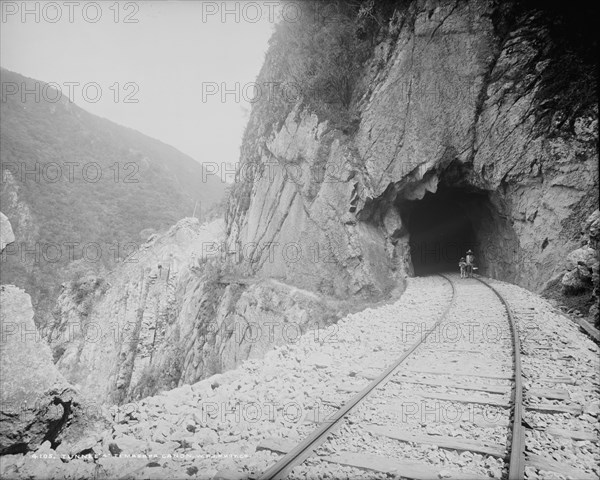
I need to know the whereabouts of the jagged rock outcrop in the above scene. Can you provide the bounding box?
[560,209,600,323]
[0,214,105,455]
[50,218,340,404]
[226,0,598,299]
[0,213,15,252]
[561,245,596,294]
[1,284,68,454]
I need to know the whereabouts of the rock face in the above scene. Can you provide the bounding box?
[226,0,598,298]
[561,209,600,323]
[0,214,104,455]
[0,285,74,454]
[0,212,15,252]
[561,246,596,294]
[25,0,600,411]
[50,218,339,404]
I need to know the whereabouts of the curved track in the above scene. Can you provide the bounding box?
[258,275,457,480]
[258,274,527,480]
[474,276,525,480]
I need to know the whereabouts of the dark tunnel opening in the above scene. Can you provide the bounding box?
[358,162,519,286]
[400,186,488,276]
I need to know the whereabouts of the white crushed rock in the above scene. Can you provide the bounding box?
[487,279,600,480]
[1,275,598,480]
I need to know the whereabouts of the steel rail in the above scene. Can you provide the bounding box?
[258,275,456,480]
[474,276,525,480]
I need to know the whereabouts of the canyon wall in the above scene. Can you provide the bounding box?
[226,0,598,298]
[50,218,339,404]
[44,0,598,405]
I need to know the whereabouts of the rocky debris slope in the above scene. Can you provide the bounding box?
[50,218,340,405]
[4,275,597,479]
[226,0,598,299]
[559,210,600,324]
[489,279,600,480]
[0,214,105,457]
[540,209,600,329]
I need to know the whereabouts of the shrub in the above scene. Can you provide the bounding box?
[268,1,379,124]
[129,346,185,401]
[205,355,222,377]
[499,2,598,136]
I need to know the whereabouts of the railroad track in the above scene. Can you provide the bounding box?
[255,274,599,480]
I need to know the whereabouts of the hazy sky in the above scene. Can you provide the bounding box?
[1,1,277,178]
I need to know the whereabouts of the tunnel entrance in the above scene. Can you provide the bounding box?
[404,187,480,275]
[357,162,520,286]
[397,184,496,276]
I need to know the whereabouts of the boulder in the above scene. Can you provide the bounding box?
[561,269,591,295]
[306,352,332,368]
[0,212,14,252]
[0,285,76,453]
[112,434,147,454]
[0,214,108,455]
[560,210,600,326]
[193,427,218,446]
[565,247,598,273]
[585,209,600,248]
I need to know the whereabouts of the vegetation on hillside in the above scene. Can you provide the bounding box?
[256,0,403,132]
[491,0,597,137]
[531,1,597,136]
[0,68,226,329]
[226,0,403,226]
[127,258,227,401]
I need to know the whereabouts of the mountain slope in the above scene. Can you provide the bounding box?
[0,68,226,328]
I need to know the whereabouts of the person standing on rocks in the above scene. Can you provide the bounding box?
[465,249,475,277]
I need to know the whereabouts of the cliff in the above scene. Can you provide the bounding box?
[49,218,341,404]
[226,0,598,303]
[2,1,598,467]
[33,0,600,407]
